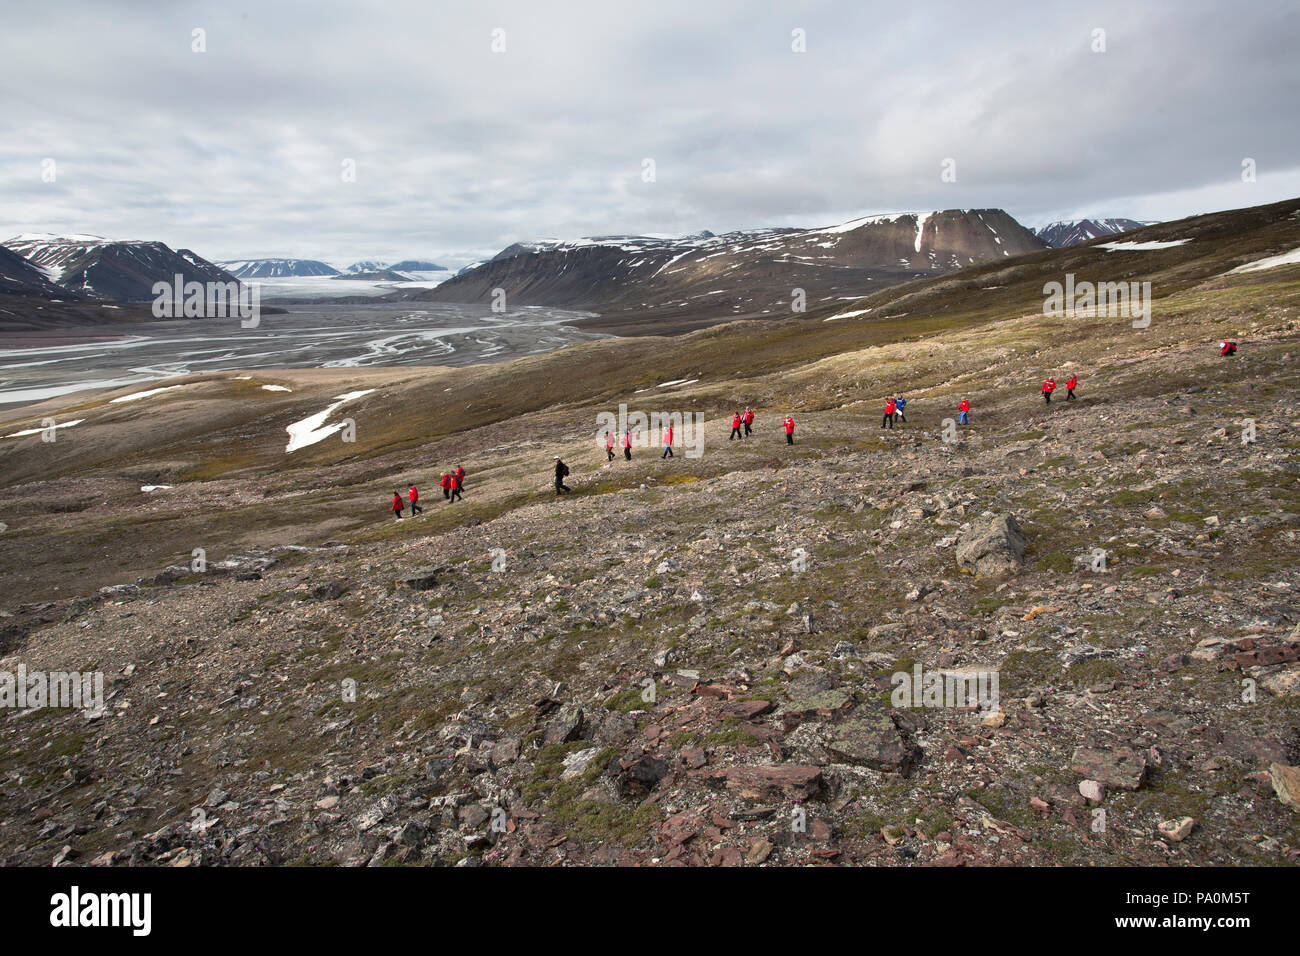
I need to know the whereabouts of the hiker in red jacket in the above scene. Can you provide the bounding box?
[439,472,451,499]
[730,412,743,441]
[1220,340,1238,356]
[661,425,674,458]
[958,399,970,425]
[604,430,615,462]
[623,429,632,461]
[783,415,795,444]
[455,465,465,489]
[882,398,896,429]
[1065,374,1078,400]
[391,491,404,519]
[408,483,422,515]
[1042,378,1056,404]
[743,408,754,438]
[450,470,464,502]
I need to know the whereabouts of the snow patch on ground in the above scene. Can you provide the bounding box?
[1097,239,1190,251]
[262,385,292,392]
[4,419,84,438]
[109,385,183,403]
[141,485,173,492]
[285,390,374,453]
[824,308,872,322]
[1228,246,1300,273]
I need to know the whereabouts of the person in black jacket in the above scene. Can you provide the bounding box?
[554,456,571,494]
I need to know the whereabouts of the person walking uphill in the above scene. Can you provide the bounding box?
[455,465,466,490]
[554,456,571,494]
[743,407,754,438]
[440,472,451,500]
[1065,374,1077,400]
[784,415,795,444]
[1220,340,1238,357]
[894,396,907,423]
[958,399,970,425]
[623,429,632,461]
[450,470,464,502]
[881,398,896,429]
[408,483,422,515]
[661,424,674,458]
[605,431,615,462]
[730,412,743,441]
[391,491,404,519]
[1042,378,1056,404]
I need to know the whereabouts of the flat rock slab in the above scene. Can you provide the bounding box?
[692,764,824,802]
[1071,746,1148,790]
[826,714,921,776]
[1259,663,1300,698]
[398,566,442,590]
[778,688,856,730]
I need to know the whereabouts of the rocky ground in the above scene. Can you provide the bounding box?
[3,320,1299,866]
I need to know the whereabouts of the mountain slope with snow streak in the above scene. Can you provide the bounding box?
[420,209,1045,333]
[3,235,239,303]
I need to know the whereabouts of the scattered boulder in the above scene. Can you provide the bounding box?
[826,714,921,776]
[1158,817,1195,842]
[1269,762,1300,812]
[543,703,586,745]
[955,513,1027,578]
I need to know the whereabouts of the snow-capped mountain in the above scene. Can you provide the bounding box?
[420,209,1046,322]
[388,259,447,273]
[1033,218,1158,248]
[218,258,339,279]
[3,234,238,302]
[346,260,388,273]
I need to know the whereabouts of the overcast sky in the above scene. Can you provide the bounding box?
[1,0,1296,269]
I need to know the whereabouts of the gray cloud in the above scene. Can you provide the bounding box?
[1,0,1296,268]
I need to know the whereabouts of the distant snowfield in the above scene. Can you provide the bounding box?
[1097,239,1191,251]
[262,384,292,392]
[285,390,374,453]
[141,485,173,492]
[1228,246,1300,274]
[3,418,84,438]
[254,276,448,300]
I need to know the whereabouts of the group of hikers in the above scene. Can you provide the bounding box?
[1039,374,1078,404]
[879,395,909,428]
[384,378,1094,511]
[383,336,1241,514]
[390,465,465,518]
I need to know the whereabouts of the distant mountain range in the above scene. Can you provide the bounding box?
[345,259,447,274]
[0,213,1149,327]
[219,258,339,279]
[332,269,413,282]
[1033,218,1157,248]
[417,209,1047,329]
[4,234,237,302]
